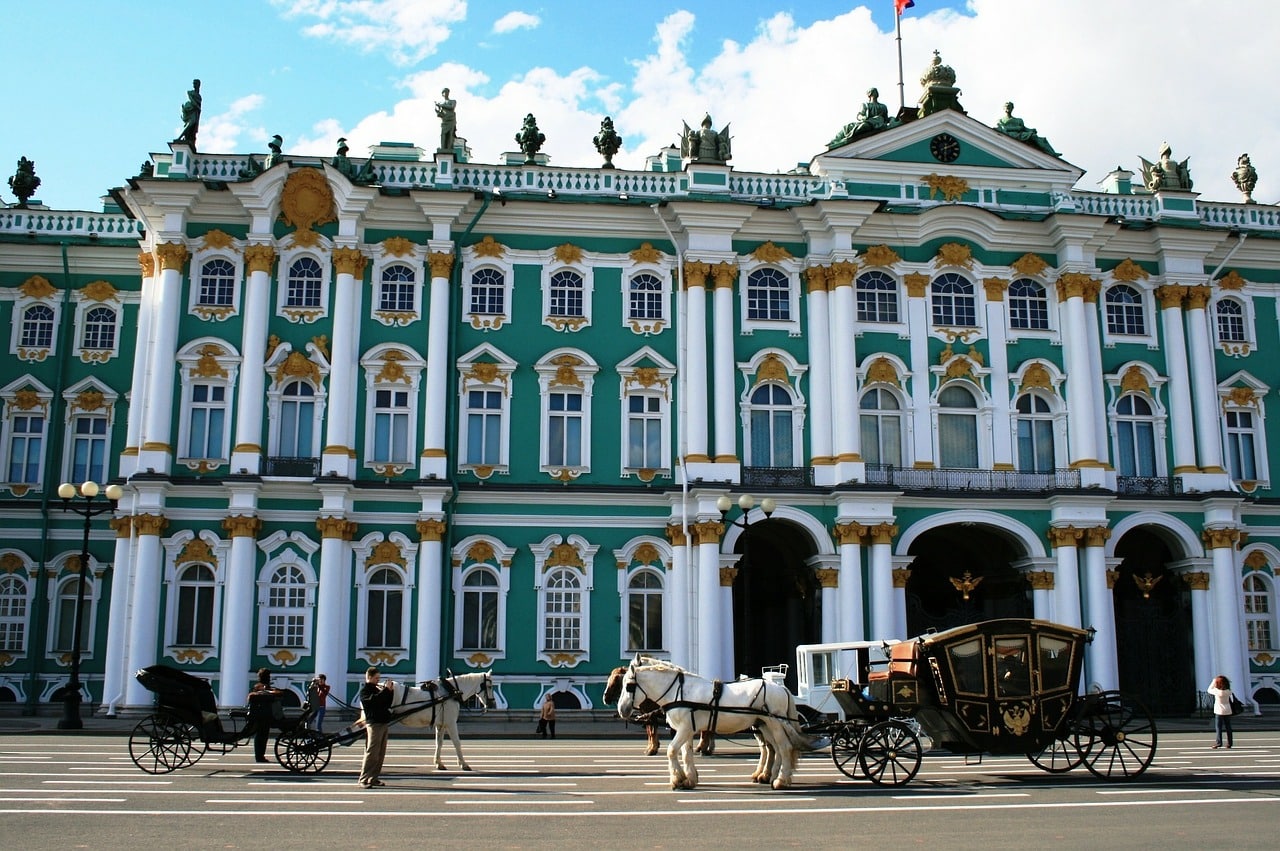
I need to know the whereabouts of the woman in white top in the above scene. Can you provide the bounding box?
[1206,674,1234,749]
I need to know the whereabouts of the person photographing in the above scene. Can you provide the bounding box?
[358,667,395,787]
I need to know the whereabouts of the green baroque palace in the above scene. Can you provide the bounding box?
[2,56,1278,718]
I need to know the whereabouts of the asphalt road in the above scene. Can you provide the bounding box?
[1,731,1277,849]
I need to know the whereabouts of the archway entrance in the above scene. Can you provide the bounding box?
[1112,527,1195,715]
[904,524,1033,636]
[731,519,820,690]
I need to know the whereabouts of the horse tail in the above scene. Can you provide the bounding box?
[778,690,819,753]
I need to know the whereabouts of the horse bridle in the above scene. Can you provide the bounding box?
[624,663,684,709]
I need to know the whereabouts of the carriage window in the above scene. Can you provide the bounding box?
[946,638,986,695]
[994,636,1031,698]
[1037,635,1073,691]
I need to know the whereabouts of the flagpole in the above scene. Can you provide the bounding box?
[896,6,906,112]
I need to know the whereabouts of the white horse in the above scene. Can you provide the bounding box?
[382,671,495,771]
[616,657,813,790]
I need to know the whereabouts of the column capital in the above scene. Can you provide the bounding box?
[222,515,262,538]
[109,516,133,538]
[683,261,711,288]
[805,265,829,293]
[827,261,857,288]
[1026,570,1055,590]
[904,272,929,298]
[427,251,455,279]
[332,247,368,277]
[816,568,839,588]
[317,516,359,540]
[719,566,738,586]
[1201,526,1244,550]
[416,518,447,542]
[1154,284,1188,310]
[868,522,898,546]
[1082,525,1111,548]
[1046,525,1084,549]
[154,243,190,272]
[138,251,156,277]
[833,521,868,546]
[1184,285,1212,310]
[134,513,169,537]
[710,262,738,289]
[891,567,912,588]
[1057,272,1097,302]
[665,523,688,547]
[244,244,277,274]
[1181,570,1211,590]
[692,520,725,546]
[982,277,1009,301]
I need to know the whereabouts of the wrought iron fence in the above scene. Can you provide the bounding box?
[742,467,813,488]
[862,465,1081,492]
[1116,475,1182,496]
[263,456,320,478]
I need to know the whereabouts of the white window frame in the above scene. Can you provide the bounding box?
[172,563,219,647]
[930,272,979,328]
[461,241,515,331]
[613,538,672,659]
[739,257,802,335]
[1212,293,1256,355]
[175,339,240,469]
[535,349,598,476]
[1243,570,1276,651]
[360,345,424,475]
[47,556,101,658]
[542,262,593,332]
[618,348,675,479]
[1110,391,1166,478]
[1218,376,1270,488]
[1012,391,1060,473]
[0,563,34,660]
[161,531,229,662]
[256,555,317,658]
[353,537,414,660]
[62,380,118,486]
[531,534,597,667]
[1007,277,1054,335]
[1102,283,1156,344]
[931,381,992,470]
[451,535,516,664]
[859,384,907,468]
[189,246,244,321]
[265,341,330,464]
[72,283,123,364]
[0,377,52,493]
[623,267,671,335]
[276,244,332,324]
[738,350,807,468]
[371,251,424,327]
[456,344,516,477]
[855,269,902,327]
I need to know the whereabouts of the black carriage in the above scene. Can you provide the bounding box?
[129,665,351,774]
[814,618,1157,786]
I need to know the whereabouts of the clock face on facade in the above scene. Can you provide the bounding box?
[930,133,961,163]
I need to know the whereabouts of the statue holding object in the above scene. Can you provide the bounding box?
[681,114,731,164]
[435,88,457,153]
[1139,142,1193,192]
[176,79,202,149]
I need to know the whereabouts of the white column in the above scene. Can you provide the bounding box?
[124,516,166,707]
[804,267,833,468]
[720,566,735,678]
[711,265,738,463]
[1182,570,1214,697]
[828,266,859,462]
[120,254,157,478]
[1059,278,1098,464]
[1185,288,1225,472]
[666,524,691,670]
[819,568,839,645]
[1049,527,1083,629]
[1028,570,1055,621]
[905,279,933,466]
[421,253,453,478]
[1080,527,1118,691]
[983,280,1014,469]
[695,521,722,677]
[139,244,189,474]
[1206,529,1248,697]
[321,249,366,476]
[683,266,710,463]
[835,524,866,643]
[867,523,897,639]
[100,516,135,714]
[891,557,911,638]
[1083,290,1109,464]
[231,245,275,473]
[414,520,445,682]
[313,519,355,694]
[217,518,260,707]
[1156,287,1198,473]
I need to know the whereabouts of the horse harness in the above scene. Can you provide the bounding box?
[628,668,790,729]
[387,673,477,725]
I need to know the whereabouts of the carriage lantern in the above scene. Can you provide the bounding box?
[55,480,123,730]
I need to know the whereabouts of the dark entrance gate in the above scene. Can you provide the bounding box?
[731,519,819,691]
[904,524,1033,636]
[1112,527,1195,716]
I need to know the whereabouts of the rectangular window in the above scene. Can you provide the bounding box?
[1225,410,1258,480]
[939,413,979,468]
[860,413,902,467]
[462,590,498,650]
[627,592,663,652]
[366,589,403,648]
[55,584,91,652]
[465,390,502,465]
[373,389,410,463]
[266,613,305,647]
[548,392,583,467]
[380,281,415,312]
[8,414,44,483]
[626,395,662,468]
[187,384,226,459]
[176,585,214,645]
[71,415,108,484]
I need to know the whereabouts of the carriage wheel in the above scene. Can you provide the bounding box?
[1026,733,1084,773]
[129,713,193,774]
[178,722,208,767]
[830,725,862,779]
[1071,690,1157,780]
[858,720,922,786]
[275,729,332,774]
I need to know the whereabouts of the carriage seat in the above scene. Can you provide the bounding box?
[868,642,917,682]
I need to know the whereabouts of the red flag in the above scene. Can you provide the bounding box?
[895,0,915,14]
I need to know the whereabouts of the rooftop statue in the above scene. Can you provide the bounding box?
[264,134,285,170]
[435,88,457,154]
[332,138,376,184]
[515,113,545,165]
[1139,142,1193,192]
[8,157,40,208]
[917,50,964,117]
[994,102,1058,156]
[828,87,896,148]
[1232,153,1258,204]
[681,114,731,164]
[593,117,622,169]
[175,78,202,149]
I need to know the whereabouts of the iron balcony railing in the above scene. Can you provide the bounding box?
[742,466,814,488]
[863,464,1081,493]
[263,456,320,478]
[1116,475,1183,496]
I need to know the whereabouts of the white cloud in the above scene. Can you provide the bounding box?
[273,0,467,66]
[199,94,268,155]
[493,11,540,34]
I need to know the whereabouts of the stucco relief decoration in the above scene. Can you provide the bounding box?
[936,242,973,269]
[19,275,56,299]
[276,350,321,385]
[0,553,28,574]
[861,245,900,268]
[375,350,412,383]
[176,538,217,568]
[627,367,668,392]
[13,389,46,412]
[81,280,119,302]
[752,242,793,263]
[72,390,107,414]
[1012,253,1049,278]
[554,244,584,264]
[755,353,790,385]
[550,354,585,388]
[1243,550,1271,573]
[1020,362,1053,390]
[366,539,407,570]
[469,464,496,480]
[631,243,663,264]
[466,541,496,565]
[310,335,330,360]
[865,356,900,387]
[192,345,229,378]
[1215,270,1246,291]
[279,168,336,242]
[631,542,661,567]
[201,230,238,252]
[924,174,969,202]
[473,235,506,258]
[1111,258,1149,283]
[466,362,508,394]
[383,236,415,257]
[1224,386,1258,409]
[546,541,586,570]
[1120,365,1151,394]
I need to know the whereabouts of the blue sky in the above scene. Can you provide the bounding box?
[3,0,1276,211]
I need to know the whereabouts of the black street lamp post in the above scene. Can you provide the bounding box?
[717,493,776,677]
[55,479,123,730]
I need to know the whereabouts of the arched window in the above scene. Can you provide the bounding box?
[1244,573,1275,651]
[543,568,582,652]
[461,568,499,651]
[626,570,664,652]
[1115,394,1158,477]
[856,270,898,323]
[82,306,117,350]
[1105,285,1146,336]
[54,575,92,652]
[469,268,505,315]
[20,304,55,349]
[746,268,791,321]
[937,384,979,468]
[198,258,236,306]
[278,381,316,458]
[747,384,796,467]
[175,564,216,646]
[627,273,663,321]
[0,574,29,652]
[1015,394,1055,472]
[1008,278,1049,330]
[859,387,903,467]
[264,564,308,648]
[930,273,976,327]
[365,567,404,649]
[549,270,585,317]
[286,257,323,308]
[1215,298,1246,343]
[378,263,416,312]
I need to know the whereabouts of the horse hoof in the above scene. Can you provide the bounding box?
[772,780,790,790]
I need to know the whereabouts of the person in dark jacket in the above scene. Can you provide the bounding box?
[246,668,284,763]
[358,667,395,786]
